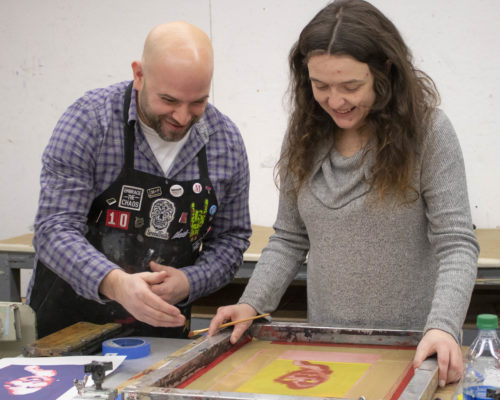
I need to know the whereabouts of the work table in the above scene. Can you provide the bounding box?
[1,228,495,399]
[1,228,499,319]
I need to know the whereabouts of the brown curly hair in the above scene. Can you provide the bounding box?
[278,0,439,202]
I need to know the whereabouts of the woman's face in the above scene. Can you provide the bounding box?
[308,53,376,134]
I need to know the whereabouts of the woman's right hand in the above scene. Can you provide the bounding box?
[207,303,258,344]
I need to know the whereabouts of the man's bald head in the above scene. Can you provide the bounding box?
[141,21,213,78]
[131,21,214,142]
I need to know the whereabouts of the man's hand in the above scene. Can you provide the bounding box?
[413,328,464,387]
[149,261,190,305]
[99,268,185,328]
[207,303,258,344]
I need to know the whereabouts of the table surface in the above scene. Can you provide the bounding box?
[1,229,474,399]
[1,227,499,267]
[104,337,189,390]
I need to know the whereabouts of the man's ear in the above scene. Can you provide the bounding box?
[131,60,144,91]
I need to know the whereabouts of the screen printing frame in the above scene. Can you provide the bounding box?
[121,322,438,400]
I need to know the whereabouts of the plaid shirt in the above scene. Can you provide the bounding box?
[28,81,251,304]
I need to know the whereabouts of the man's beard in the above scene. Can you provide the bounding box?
[137,90,199,142]
[144,112,198,142]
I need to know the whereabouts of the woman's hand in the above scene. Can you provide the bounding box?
[413,329,464,387]
[207,303,258,344]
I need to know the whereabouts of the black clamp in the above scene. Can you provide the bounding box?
[83,361,113,391]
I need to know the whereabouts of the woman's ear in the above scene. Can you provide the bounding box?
[385,59,392,75]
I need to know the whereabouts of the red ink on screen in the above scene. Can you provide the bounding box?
[274,360,332,390]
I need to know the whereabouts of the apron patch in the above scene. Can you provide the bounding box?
[147,186,162,198]
[105,209,130,230]
[171,229,190,240]
[145,198,176,240]
[179,212,188,223]
[134,216,145,229]
[119,185,144,211]
[192,238,202,252]
[170,184,184,198]
[190,199,209,241]
[192,182,202,194]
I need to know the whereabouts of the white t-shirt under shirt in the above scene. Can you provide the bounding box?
[138,117,191,176]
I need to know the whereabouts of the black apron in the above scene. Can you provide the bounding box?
[30,83,218,338]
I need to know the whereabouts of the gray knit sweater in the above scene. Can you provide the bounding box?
[239,109,479,339]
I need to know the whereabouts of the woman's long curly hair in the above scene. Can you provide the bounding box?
[278,0,440,202]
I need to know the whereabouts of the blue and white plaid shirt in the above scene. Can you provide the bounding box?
[28,81,251,304]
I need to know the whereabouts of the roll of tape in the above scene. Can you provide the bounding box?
[102,337,151,359]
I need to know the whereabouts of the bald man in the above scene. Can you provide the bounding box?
[28,22,251,338]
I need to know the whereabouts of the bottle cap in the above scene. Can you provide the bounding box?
[476,313,499,330]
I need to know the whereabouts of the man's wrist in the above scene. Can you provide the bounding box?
[99,268,124,301]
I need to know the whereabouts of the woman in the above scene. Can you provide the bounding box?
[208,0,479,387]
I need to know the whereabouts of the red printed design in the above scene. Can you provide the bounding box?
[274,361,332,389]
[105,209,130,230]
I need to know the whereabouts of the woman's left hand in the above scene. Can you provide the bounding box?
[413,329,464,388]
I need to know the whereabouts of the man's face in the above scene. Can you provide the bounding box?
[133,58,211,142]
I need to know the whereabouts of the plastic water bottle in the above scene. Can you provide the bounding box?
[463,314,500,400]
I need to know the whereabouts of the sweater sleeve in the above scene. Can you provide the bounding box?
[421,110,479,339]
[239,178,310,314]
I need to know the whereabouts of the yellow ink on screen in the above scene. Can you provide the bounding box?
[236,358,371,397]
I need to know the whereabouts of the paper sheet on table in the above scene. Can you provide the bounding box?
[0,355,126,399]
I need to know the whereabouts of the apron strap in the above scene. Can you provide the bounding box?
[197,146,209,180]
[123,82,135,170]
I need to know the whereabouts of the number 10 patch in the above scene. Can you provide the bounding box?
[105,209,130,230]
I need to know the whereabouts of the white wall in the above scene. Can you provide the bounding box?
[1,0,499,241]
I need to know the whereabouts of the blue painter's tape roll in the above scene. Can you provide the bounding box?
[102,337,151,359]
